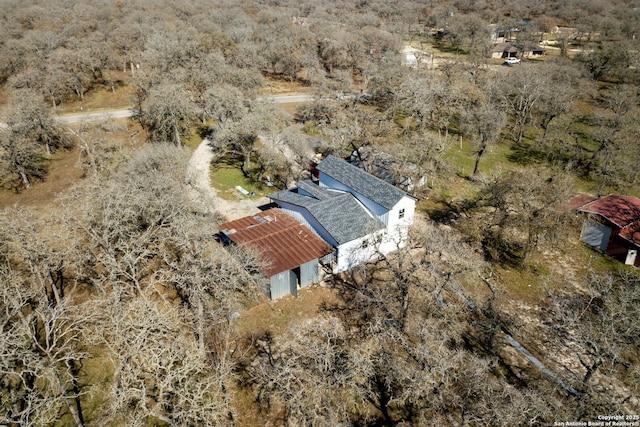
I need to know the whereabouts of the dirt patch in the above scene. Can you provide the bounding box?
[259,77,313,96]
[55,72,134,113]
[235,284,337,337]
[0,147,84,211]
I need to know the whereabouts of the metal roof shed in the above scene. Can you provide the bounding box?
[573,194,640,267]
[218,209,333,299]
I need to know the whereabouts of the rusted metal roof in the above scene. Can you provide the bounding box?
[218,209,333,277]
[576,194,640,246]
[620,221,640,247]
[577,195,640,228]
[568,194,598,211]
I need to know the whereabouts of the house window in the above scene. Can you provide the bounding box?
[399,209,405,219]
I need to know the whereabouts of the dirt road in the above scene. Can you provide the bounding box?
[53,94,317,125]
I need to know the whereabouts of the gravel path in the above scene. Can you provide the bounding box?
[186,138,269,222]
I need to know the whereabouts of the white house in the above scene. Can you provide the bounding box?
[269,155,417,273]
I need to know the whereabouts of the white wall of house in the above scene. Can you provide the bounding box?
[335,233,382,273]
[625,249,638,266]
[318,172,417,265]
[385,195,416,248]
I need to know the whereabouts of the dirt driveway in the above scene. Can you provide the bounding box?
[186,138,269,222]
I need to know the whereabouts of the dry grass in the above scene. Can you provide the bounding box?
[259,77,313,96]
[0,121,147,211]
[55,73,135,114]
[0,147,84,211]
[234,284,337,338]
[0,85,9,110]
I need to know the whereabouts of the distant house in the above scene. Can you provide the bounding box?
[270,155,417,273]
[491,42,520,59]
[572,194,640,267]
[491,27,509,44]
[218,209,333,299]
[491,42,545,59]
[526,46,545,57]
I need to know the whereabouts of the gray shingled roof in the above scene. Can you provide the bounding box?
[315,155,410,210]
[268,184,385,245]
[269,188,315,208]
[296,179,334,200]
[308,193,384,244]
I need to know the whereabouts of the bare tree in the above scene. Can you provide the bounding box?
[141,83,198,145]
[253,128,315,187]
[534,60,582,142]
[92,296,236,426]
[0,130,44,190]
[202,84,247,126]
[476,168,575,264]
[0,210,91,427]
[498,65,549,144]
[460,99,505,176]
[544,270,640,411]
[212,102,285,178]
[585,84,639,194]
[69,122,131,176]
[246,317,353,426]
[4,89,72,155]
[0,90,71,190]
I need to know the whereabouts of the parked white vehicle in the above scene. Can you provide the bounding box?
[504,57,521,65]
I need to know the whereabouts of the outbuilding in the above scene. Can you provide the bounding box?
[572,194,640,267]
[491,42,519,59]
[218,209,333,299]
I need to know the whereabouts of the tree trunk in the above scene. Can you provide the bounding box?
[540,114,556,143]
[473,142,486,176]
[400,284,410,331]
[20,170,31,189]
[54,369,85,427]
[69,360,86,427]
[374,375,395,427]
[174,125,181,146]
[108,70,115,93]
[580,356,602,385]
[197,299,206,357]
[516,119,525,144]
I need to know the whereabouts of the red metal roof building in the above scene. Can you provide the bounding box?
[218,209,333,298]
[572,194,640,267]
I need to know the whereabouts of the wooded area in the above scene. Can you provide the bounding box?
[0,0,639,425]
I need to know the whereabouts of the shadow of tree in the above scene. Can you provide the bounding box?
[506,142,546,165]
